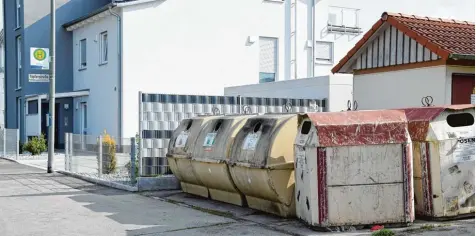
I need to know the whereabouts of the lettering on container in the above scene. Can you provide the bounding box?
[295,146,306,168]
[203,133,217,147]
[454,137,475,163]
[175,131,189,148]
[296,134,308,146]
[242,133,261,150]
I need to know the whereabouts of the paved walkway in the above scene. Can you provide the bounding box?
[0,159,474,236]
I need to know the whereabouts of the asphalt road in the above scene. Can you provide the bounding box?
[0,159,474,236]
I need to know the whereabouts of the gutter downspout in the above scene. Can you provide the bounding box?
[109,5,123,140]
[311,0,316,77]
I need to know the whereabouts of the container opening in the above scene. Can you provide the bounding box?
[214,121,222,132]
[185,120,193,130]
[253,122,262,133]
[446,113,474,127]
[301,121,312,134]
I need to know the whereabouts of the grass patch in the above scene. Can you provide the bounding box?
[372,229,395,236]
[420,224,435,230]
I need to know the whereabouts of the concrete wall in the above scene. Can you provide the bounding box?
[72,13,119,137]
[353,66,447,110]
[224,74,353,112]
[120,0,287,138]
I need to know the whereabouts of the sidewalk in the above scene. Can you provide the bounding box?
[0,159,473,236]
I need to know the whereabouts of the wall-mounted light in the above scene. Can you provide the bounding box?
[64,104,69,110]
[306,40,313,48]
[247,36,258,44]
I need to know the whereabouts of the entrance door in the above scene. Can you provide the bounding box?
[451,74,475,105]
[41,103,60,149]
[80,103,88,135]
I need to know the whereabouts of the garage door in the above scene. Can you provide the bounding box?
[451,74,475,105]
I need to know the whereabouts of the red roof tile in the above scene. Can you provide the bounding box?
[332,12,475,73]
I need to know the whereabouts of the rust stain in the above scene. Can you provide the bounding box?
[305,110,408,146]
[317,147,328,225]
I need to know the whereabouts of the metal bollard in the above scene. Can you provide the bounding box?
[65,133,69,171]
[98,136,103,178]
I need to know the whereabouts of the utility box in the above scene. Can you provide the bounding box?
[294,111,414,227]
[191,115,253,206]
[229,114,298,217]
[167,116,217,197]
[401,105,475,219]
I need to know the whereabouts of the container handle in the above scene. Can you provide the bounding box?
[421,96,433,107]
[283,102,292,113]
[243,105,251,114]
[212,107,221,115]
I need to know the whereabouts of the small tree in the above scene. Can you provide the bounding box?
[23,135,47,155]
[101,130,117,174]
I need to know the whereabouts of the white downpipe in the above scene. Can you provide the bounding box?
[311,0,316,77]
[293,0,298,80]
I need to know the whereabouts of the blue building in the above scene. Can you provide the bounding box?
[3,0,110,148]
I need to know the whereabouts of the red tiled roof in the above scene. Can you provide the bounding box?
[332,12,475,74]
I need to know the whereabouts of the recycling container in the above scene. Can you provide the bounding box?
[191,115,254,205]
[229,114,298,217]
[401,105,475,219]
[167,116,217,197]
[294,110,414,227]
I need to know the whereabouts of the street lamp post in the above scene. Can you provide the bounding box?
[47,0,56,173]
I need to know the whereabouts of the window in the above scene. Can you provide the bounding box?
[99,31,108,64]
[27,100,38,115]
[259,37,278,83]
[315,41,333,64]
[79,39,87,69]
[15,0,21,28]
[16,36,22,88]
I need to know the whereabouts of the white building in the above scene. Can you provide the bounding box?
[61,0,474,138]
[332,12,475,110]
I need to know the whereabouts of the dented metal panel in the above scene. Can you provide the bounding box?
[305,110,408,146]
[229,114,298,217]
[167,116,217,197]
[191,115,252,206]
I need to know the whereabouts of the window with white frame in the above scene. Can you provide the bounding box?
[315,41,333,64]
[259,37,278,83]
[15,0,21,28]
[16,35,22,88]
[99,31,108,64]
[79,39,87,69]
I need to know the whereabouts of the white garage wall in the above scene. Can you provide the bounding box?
[353,65,447,110]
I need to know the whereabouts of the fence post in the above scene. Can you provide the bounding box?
[130,137,136,184]
[138,92,143,177]
[16,129,19,160]
[69,133,73,172]
[65,133,69,171]
[3,129,6,158]
[98,135,103,178]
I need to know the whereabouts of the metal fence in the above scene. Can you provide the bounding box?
[0,128,19,159]
[64,133,137,186]
[138,93,324,177]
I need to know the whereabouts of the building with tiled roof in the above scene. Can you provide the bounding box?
[332,12,475,110]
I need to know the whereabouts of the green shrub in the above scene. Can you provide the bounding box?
[23,135,47,155]
[372,229,395,236]
[101,130,117,174]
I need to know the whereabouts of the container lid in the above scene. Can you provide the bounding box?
[398,105,475,141]
[300,110,408,146]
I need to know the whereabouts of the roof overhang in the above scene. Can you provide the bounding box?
[332,12,475,74]
[63,0,159,32]
[25,90,90,101]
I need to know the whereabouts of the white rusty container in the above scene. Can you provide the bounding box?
[294,111,414,227]
[401,105,475,219]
